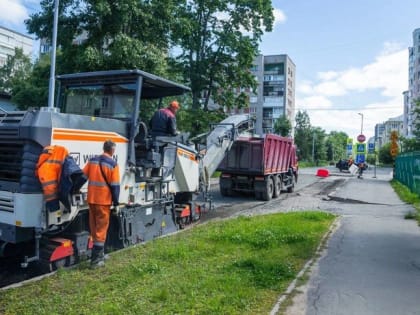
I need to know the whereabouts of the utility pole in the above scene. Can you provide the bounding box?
[358,112,364,135]
[47,0,59,109]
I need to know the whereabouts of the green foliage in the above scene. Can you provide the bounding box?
[294,111,327,162]
[325,131,348,161]
[0,211,335,315]
[294,110,312,160]
[391,180,420,224]
[11,54,51,110]
[274,115,292,136]
[312,126,327,162]
[366,154,376,165]
[171,0,274,110]
[177,107,227,138]
[26,0,173,75]
[378,142,394,164]
[0,48,32,94]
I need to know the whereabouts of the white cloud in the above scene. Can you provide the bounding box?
[296,43,407,140]
[273,8,287,27]
[0,0,28,26]
[296,95,332,109]
[317,71,339,81]
[297,81,314,94]
[314,81,347,97]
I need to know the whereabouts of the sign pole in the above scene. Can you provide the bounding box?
[373,152,377,178]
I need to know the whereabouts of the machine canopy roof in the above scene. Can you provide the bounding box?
[57,69,190,99]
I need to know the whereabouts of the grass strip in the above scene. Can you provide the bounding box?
[391,179,420,225]
[0,211,335,315]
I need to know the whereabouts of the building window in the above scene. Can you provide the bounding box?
[264,63,284,74]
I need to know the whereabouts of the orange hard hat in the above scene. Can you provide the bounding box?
[169,100,180,110]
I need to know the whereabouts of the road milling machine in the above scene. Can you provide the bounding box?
[0,69,251,269]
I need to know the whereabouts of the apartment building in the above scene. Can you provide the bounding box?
[375,115,403,148]
[249,54,296,135]
[0,26,33,67]
[406,28,420,138]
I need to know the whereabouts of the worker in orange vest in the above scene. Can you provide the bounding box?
[83,140,120,268]
[36,145,69,212]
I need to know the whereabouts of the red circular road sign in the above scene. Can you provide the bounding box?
[357,134,366,142]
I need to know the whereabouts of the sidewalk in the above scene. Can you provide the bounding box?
[284,172,420,315]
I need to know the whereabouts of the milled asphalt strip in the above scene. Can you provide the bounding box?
[270,216,341,315]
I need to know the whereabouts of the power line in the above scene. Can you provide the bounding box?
[295,106,401,111]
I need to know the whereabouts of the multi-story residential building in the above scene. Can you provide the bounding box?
[0,26,33,67]
[406,28,420,138]
[249,54,295,135]
[374,123,385,149]
[375,115,403,149]
[402,90,411,137]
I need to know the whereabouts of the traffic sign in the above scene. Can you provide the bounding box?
[356,143,366,153]
[356,154,365,163]
[368,143,375,154]
[357,134,366,142]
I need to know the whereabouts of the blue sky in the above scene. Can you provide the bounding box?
[3,0,420,141]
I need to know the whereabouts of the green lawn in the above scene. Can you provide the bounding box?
[0,211,335,315]
[391,179,420,225]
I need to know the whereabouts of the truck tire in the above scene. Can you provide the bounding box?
[273,175,282,198]
[261,176,273,201]
[220,187,233,196]
[220,178,233,196]
[287,173,295,193]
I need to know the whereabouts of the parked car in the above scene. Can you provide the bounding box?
[336,159,368,172]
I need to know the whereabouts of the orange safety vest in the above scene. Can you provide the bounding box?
[36,145,69,202]
[83,153,120,205]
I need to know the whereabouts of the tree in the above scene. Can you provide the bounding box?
[25,0,175,75]
[171,0,274,110]
[11,54,51,110]
[0,48,32,94]
[378,142,394,164]
[311,127,327,162]
[294,110,312,160]
[274,115,292,136]
[325,131,348,161]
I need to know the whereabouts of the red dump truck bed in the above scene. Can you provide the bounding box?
[217,134,298,201]
[218,134,298,175]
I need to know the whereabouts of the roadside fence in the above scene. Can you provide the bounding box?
[395,151,420,195]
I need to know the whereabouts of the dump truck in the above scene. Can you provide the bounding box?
[217,134,298,201]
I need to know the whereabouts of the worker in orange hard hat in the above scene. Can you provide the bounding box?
[150,100,181,136]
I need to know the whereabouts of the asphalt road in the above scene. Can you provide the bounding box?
[283,166,420,315]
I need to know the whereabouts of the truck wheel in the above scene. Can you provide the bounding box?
[287,174,295,193]
[261,177,273,201]
[220,187,232,196]
[273,175,282,198]
[220,178,233,196]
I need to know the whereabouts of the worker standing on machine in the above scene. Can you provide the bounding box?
[83,140,120,268]
[150,100,180,136]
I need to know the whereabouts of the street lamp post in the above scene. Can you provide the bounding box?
[47,0,59,109]
[358,113,364,135]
